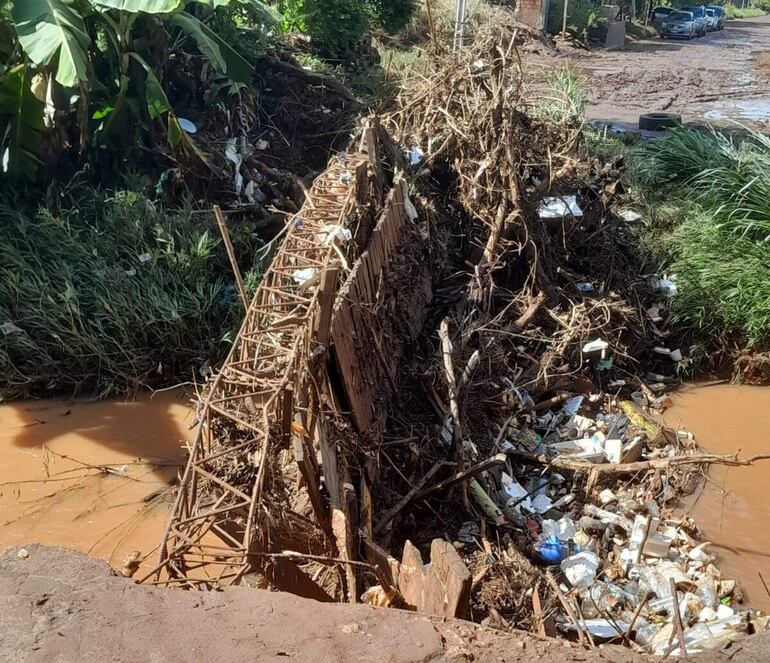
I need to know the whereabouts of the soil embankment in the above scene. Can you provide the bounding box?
[1,544,768,662]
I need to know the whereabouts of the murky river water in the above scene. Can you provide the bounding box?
[665,384,770,613]
[0,392,194,577]
[3,384,769,607]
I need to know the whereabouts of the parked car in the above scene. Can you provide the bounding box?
[681,5,708,36]
[650,5,676,28]
[707,5,726,30]
[705,8,718,30]
[660,10,698,39]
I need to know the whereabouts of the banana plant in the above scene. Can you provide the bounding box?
[0,64,45,182]
[0,0,277,181]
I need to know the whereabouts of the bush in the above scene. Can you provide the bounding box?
[547,0,605,35]
[634,126,770,365]
[723,3,764,18]
[649,209,770,362]
[0,186,263,400]
[371,0,417,34]
[281,0,417,54]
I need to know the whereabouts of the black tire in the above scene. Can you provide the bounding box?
[639,112,682,131]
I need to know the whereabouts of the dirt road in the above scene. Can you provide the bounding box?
[578,16,770,128]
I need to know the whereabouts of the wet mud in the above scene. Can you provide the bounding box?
[575,16,770,128]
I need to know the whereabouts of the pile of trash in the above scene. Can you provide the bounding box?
[369,16,767,656]
[491,391,758,656]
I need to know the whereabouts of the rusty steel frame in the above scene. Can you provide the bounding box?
[145,145,372,590]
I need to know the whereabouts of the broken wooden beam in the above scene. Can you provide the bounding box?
[414,454,507,500]
[374,460,453,535]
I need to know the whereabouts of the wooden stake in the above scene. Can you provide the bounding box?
[439,319,463,465]
[670,578,688,658]
[425,0,440,55]
[546,570,588,646]
[213,205,249,310]
[562,0,569,38]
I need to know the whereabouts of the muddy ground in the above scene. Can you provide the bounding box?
[2,544,767,663]
[1,545,768,662]
[571,15,770,128]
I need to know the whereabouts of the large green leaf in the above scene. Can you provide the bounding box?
[239,0,283,23]
[191,0,232,7]
[128,52,170,119]
[89,0,184,13]
[11,0,90,87]
[0,64,45,181]
[169,12,252,84]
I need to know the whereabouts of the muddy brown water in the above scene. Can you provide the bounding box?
[665,384,770,613]
[0,392,193,577]
[3,383,769,611]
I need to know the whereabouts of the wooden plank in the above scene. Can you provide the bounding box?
[419,539,471,619]
[315,266,340,348]
[398,540,426,610]
[293,436,329,531]
[332,506,356,603]
[314,416,340,508]
[361,534,400,587]
[360,474,373,540]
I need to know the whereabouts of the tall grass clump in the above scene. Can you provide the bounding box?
[0,188,263,400]
[638,126,770,242]
[543,69,587,124]
[634,125,770,367]
[650,211,770,365]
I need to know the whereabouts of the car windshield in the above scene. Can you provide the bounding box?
[670,11,693,20]
[683,7,703,16]
[706,8,715,15]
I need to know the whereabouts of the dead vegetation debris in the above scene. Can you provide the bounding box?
[149,17,770,658]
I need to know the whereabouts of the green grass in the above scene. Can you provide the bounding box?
[724,4,765,19]
[649,209,770,365]
[0,187,264,400]
[631,125,770,367]
[544,69,588,122]
[637,125,770,242]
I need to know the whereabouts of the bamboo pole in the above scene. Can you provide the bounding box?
[562,0,569,38]
[213,205,249,310]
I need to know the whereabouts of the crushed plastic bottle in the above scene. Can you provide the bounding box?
[561,551,599,589]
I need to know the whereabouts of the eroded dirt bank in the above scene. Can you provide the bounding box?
[1,545,643,663]
[1,544,768,663]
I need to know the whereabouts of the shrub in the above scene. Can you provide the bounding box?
[0,186,263,400]
[634,126,770,365]
[281,0,418,54]
[723,3,764,18]
[371,0,417,34]
[547,0,606,35]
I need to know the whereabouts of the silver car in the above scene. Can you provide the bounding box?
[660,10,697,39]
